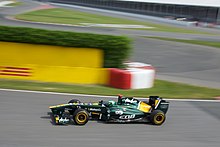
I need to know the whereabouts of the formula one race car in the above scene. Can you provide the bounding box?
[49,95,169,125]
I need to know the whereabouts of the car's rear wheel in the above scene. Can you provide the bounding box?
[150,110,166,125]
[73,109,89,125]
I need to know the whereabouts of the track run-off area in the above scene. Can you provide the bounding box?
[0,89,220,147]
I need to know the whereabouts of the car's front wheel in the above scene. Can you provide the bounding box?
[73,109,89,125]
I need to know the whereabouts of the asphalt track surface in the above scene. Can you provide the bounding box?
[0,89,220,147]
[0,0,220,88]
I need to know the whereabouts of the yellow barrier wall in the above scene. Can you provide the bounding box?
[0,42,103,68]
[0,42,109,84]
[0,65,109,84]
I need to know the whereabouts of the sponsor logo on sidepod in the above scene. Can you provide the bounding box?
[89,108,101,112]
[115,110,123,115]
[119,114,135,120]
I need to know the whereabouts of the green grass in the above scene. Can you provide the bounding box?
[0,79,219,99]
[15,8,212,34]
[145,37,220,48]
[6,1,23,7]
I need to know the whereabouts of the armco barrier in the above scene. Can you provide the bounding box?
[109,63,155,89]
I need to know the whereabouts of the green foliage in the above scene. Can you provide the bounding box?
[0,26,131,68]
[146,36,220,48]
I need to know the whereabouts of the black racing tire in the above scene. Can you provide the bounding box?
[68,99,80,115]
[68,99,81,104]
[150,110,166,125]
[73,109,89,125]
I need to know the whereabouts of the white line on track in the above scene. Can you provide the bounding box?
[0,88,219,102]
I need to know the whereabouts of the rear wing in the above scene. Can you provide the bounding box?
[149,96,169,114]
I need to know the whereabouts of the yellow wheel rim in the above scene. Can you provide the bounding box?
[76,112,87,124]
[154,113,165,125]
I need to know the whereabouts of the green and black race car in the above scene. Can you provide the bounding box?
[49,95,169,125]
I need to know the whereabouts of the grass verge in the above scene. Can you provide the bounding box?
[15,8,212,34]
[0,79,219,99]
[145,37,220,48]
[6,1,23,7]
